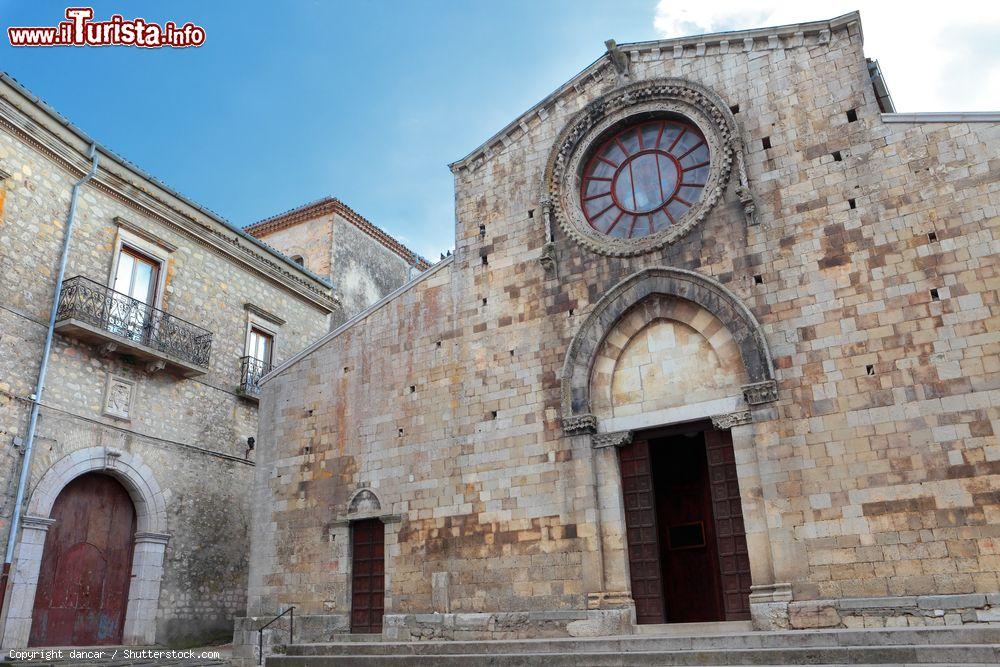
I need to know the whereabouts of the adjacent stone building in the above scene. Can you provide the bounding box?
[245,198,431,328]
[0,71,424,649]
[240,11,1000,657]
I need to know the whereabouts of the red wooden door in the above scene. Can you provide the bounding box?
[350,519,384,633]
[705,429,752,620]
[29,473,136,646]
[619,439,665,624]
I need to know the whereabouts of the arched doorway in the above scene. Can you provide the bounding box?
[28,473,136,646]
[560,267,781,627]
[595,297,752,623]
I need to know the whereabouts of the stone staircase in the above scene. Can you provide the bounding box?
[266,625,1000,666]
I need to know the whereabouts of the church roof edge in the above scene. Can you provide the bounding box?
[448,11,862,173]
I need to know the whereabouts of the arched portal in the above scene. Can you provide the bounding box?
[561,268,780,627]
[29,473,136,646]
[0,447,170,649]
[561,266,776,432]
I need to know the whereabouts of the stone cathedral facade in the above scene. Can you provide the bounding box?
[239,11,999,653]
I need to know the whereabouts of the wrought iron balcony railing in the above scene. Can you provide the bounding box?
[55,275,213,375]
[239,355,272,398]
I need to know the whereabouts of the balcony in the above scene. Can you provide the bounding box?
[55,276,213,376]
[238,355,271,399]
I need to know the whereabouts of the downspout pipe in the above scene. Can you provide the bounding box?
[0,143,99,617]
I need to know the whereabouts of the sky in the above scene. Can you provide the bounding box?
[0,1,997,260]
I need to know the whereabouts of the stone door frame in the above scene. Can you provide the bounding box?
[560,267,788,625]
[330,487,401,632]
[0,447,170,648]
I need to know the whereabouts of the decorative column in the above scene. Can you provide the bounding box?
[715,391,793,629]
[122,531,170,645]
[1,515,55,648]
[585,430,634,612]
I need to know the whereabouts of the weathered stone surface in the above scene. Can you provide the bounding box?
[244,9,1000,644]
[0,76,333,647]
[789,603,841,629]
[244,198,430,328]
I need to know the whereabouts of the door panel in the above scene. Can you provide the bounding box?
[653,432,723,623]
[350,519,385,633]
[705,429,752,620]
[30,473,136,646]
[619,439,666,624]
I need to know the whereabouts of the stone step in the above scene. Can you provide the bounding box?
[325,634,386,643]
[268,643,1000,666]
[283,626,1000,656]
[635,621,752,635]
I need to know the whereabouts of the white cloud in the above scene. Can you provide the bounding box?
[653,1,1000,111]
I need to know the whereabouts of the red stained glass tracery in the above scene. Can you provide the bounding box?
[580,119,710,239]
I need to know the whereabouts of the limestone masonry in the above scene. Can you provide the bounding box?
[238,11,999,663]
[245,198,431,329]
[0,71,423,648]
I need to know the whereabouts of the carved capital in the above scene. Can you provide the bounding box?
[711,410,752,429]
[562,413,598,435]
[591,430,633,449]
[742,380,778,405]
[21,515,56,531]
[539,242,558,276]
[134,531,171,545]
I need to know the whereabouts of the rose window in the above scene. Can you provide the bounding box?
[580,119,710,239]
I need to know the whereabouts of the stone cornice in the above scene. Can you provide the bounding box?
[449,12,861,174]
[0,74,338,314]
[244,302,287,326]
[246,197,432,271]
[115,216,178,252]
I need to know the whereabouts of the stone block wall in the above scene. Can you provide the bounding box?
[0,79,333,646]
[329,213,417,326]
[247,12,998,633]
[246,202,425,329]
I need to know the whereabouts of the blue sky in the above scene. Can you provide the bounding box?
[1,1,996,259]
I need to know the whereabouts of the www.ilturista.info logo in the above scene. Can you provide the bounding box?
[8,7,205,48]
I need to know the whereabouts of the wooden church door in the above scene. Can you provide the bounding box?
[350,519,385,633]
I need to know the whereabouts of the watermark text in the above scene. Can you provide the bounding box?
[8,7,205,48]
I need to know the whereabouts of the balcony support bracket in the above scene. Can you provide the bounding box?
[145,360,167,374]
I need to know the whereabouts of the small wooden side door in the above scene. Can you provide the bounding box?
[350,519,385,633]
[619,438,666,624]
